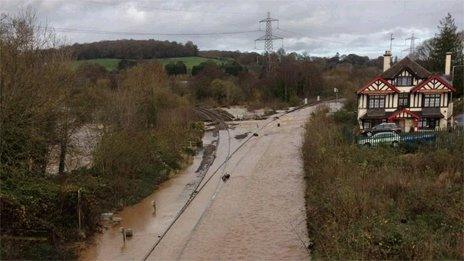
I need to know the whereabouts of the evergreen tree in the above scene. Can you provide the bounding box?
[429,14,463,95]
[417,13,463,96]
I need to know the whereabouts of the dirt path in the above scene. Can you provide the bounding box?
[149,102,341,260]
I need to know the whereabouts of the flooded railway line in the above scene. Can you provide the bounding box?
[80,102,340,261]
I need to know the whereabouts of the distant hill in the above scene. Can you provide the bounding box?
[68,39,199,60]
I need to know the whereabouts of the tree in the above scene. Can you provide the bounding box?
[222,61,244,76]
[0,12,93,175]
[191,61,218,76]
[341,54,370,67]
[118,59,137,70]
[70,39,199,60]
[175,61,187,75]
[327,52,340,68]
[165,62,177,75]
[427,14,464,96]
[165,61,187,75]
[210,79,243,105]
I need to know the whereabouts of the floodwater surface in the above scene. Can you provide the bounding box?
[79,131,217,260]
[80,102,342,261]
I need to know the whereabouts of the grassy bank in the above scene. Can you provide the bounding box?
[302,106,464,259]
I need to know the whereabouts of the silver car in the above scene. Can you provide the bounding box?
[358,132,400,147]
[362,122,401,136]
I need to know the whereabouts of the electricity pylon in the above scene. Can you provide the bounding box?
[255,12,283,71]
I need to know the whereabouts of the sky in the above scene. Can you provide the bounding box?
[1,0,463,58]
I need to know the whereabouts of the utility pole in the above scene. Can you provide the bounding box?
[255,12,283,71]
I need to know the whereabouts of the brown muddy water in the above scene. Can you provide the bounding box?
[79,131,218,260]
[80,102,342,261]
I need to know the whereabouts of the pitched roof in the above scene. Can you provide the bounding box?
[357,77,400,94]
[359,109,389,120]
[380,56,432,79]
[387,108,420,121]
[411,74,456,92]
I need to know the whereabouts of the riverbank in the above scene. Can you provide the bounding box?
[302,106,464,259]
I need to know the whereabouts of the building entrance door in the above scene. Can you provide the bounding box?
[398,119,406,132]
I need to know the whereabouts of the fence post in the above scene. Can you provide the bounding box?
[77,188,82,233]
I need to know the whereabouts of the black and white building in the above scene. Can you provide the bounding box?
[357,51,455,132]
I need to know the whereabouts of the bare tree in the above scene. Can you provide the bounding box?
[1,11,75,175]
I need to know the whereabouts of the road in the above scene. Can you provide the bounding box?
[80,101,341,261]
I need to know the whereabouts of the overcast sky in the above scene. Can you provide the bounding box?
[1,0,463,58]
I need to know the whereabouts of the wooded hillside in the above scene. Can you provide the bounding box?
[69,39,199,60]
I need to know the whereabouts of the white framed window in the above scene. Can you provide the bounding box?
[398,93,409,107]
[397,76,413,86]
[368,95,386,109]
[418,118,438,129]
[423,94,440,108]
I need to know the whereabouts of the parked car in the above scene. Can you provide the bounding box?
[362,122,401,136]
[401,132,437,144]
[357,131,400,147]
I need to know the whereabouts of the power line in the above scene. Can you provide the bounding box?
[276,28,346,45]
[41,26,261,37]
[80,0,258,16]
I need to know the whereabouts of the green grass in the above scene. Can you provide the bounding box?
[72,58,121,71]
[72,56,229,71]
[156,56,227,70]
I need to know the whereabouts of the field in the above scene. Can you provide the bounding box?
[72,58,121,71]
[302,106,464,259]
[156,56,227,70]
[72,56,227,71]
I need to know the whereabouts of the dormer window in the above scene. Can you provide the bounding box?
[396,75,413,86]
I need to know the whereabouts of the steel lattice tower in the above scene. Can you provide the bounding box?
[255,12,283,53]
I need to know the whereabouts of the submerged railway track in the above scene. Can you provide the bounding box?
[142,103,322,260]
[143,100,338,260]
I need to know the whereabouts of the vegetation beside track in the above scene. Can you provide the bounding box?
[0,15,204,259]
[302,104,464,259]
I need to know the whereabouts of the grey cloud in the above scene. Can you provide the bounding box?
[1,0,462,58]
